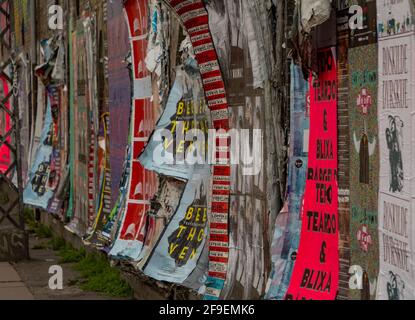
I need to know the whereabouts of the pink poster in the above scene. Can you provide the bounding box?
[285,47,339,300]
[0,76,11,174]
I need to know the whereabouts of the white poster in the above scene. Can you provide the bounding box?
[377,0,415,300]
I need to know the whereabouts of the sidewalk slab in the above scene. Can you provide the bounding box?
[0,262,34,300]
[0,286,34,300]
[0,263,21,282]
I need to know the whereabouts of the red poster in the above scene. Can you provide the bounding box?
[119,203,148,241]
[110,0,158,260]
[285,47,339,300]
[0,76,11,174]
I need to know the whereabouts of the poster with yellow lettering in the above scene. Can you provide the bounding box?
[139,65,209,181]
[143,167,210,287]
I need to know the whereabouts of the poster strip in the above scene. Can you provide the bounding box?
[109,0,158,260]
[0,76,11,174]
[143,166,210,286]
[347,0,379,300]
[85,113,113,245]
[139,67,209,180]
[336,6,351,300]
[23,89,55,209]
[266,63,310,300]
[136,178,186,270]
[376,0,415,300]
[140,50,210,287]
[45,85,65,215]
[107,0,131,207]
[66,21,92,236]
[166,0,232,300]
[285,47,339,300]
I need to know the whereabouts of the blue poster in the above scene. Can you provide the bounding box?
[143,166,210,286]
[23,93,55,209]
[139,66,208,180]
[266,63,309,300]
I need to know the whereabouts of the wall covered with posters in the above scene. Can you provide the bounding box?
[3,0,415,300]
[377,0,415,300]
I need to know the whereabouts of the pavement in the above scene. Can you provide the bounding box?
[11,234,130,300]
[0,262,34,300]
[1,233,131,300]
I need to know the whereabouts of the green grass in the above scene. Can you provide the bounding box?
[74,253,133,298]
[55,242,132,298]
[22,216,132,298]
[34,225,53,238]
[24,208,37,231]
[24,209,53,239]
[48,236,67,251]
[59,246,86,264]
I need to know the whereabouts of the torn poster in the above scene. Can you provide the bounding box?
[266,63,310,300]
[135,178,186,270]
[299,0,332,33]
[26,36,67,215]
[164,0,232,301]
[285,47,339,300]
[66,20,93,236]
[84,14,100,236]
[101,146,132,247]
[207,1,268,300]
[84,113,113,246]
[45,86,65,215]
[143,166,210,287]
[109,0,158,260]
[84,2,113,246]
[139,66,209,180]
[23,90,55,209]
[377,0,415,300]
[17,60,32,185]
[67,16,76,221]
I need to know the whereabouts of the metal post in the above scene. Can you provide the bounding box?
[0,0,29,262]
